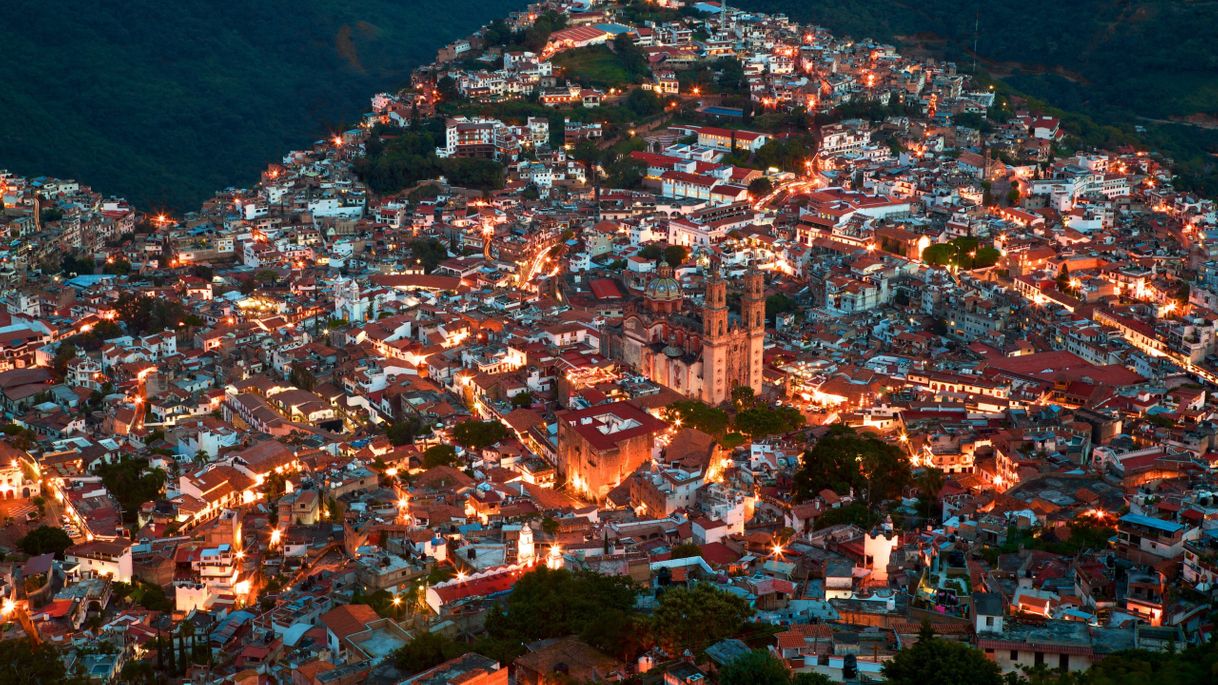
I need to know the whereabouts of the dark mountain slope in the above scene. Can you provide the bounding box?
[739,0,1218,191]
[0,0,522,209]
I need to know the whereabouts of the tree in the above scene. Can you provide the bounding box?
[652,583,752,654]
[52,343,77,380]
[754,134,818,172]
[922,243,956,266]
[0,638,69,684]
[734,404,805,438]
[669,542,703,559]
[613,34,650,82]
[974,246,1002,269]
[422,444,458,469]
[765,293,796,321]
[731,385,758,411]
[115,293,193,335]
[407,238,449,273]
[95,457,166,523]
[386,416,428,446]
[483,567,641,661]
[509,391,535,409]
[1055,263,1077,295]
[391,631,463,675]
[663,244,689,267]
[605,155,646,189]
[719,649,792,685]
[883,634,1001,685]
[60,253,95,276]
[17,526,73,558]
[794,424,911,506]
[666,401,729,437]
[435,75,460,103]
[451,420,511,451]
[624,88,662,116]
[748,177,774,197]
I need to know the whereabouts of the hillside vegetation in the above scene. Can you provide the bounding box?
[741,0,1218,192]
[0,0,523,210]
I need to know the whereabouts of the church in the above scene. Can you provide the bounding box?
[604,263,765,405]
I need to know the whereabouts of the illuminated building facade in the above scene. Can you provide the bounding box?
[607,264,765,405]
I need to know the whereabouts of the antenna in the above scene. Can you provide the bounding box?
[972,7,980,75]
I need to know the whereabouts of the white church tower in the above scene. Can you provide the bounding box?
[334,277,367,323]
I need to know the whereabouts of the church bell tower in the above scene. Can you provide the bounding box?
[742,268,765,394]
[701,265,729,405]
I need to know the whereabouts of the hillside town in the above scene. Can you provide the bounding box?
[0,0,1217,683]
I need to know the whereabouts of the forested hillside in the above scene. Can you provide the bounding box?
[0,0,522,209]
[741,0,1218,191]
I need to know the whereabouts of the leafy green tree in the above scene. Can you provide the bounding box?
[734,404,805,438]
[0,638,69,683]
[613,34,650,82]
[652,583,752,654]
[435,75,460,102]
[624,88,662,116]
[669,543,703,559]
[1056,263,1075,295]
[509,391,535,409]
[95,457,167,523]
[451,420,511,451]
[883,631,1001,685]
[666,401,729,438]
[765,293,795,321]
[60,254,95,276]
[754,135,817,172]
[17,526,73,558]
[116,294,194,335]
[605,155,646,189]
[407,238,449,273]
[52,343,77,380]
[922,243,956,266]
[719,649,792,685]
[663,244,689,267]
[482,19,513,47]
[794,424,911,506]
[386,416,428,446]
[422,444,458,469]
[731,385,758,411]
[974,246,1002,269]
[748,177,774,197]
[391,631,463,675]
[483,567,641,661]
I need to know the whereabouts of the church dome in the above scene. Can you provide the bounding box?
[644,275,682,302]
